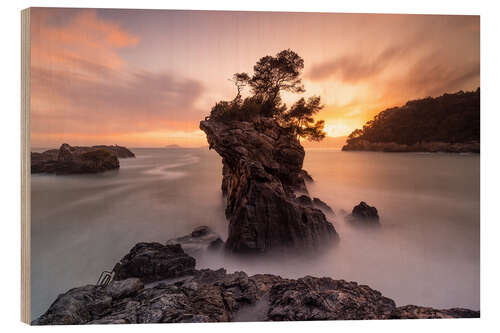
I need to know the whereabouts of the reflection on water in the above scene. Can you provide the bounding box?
[30,148,480,318]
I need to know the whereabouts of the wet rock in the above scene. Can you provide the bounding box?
[346,201,380,227]
[166,226,225,255]
[112,243,196,283]
[200,118,338,254]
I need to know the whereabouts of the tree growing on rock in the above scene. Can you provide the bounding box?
[209,49,326,142]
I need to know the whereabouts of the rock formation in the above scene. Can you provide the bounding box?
[32,243,479,325]
[346,201,380,227]
[166,226,224,255]
[200,118,338,254]
[31,143,135,174]
[91,145,136,158]
[112,243,196,283]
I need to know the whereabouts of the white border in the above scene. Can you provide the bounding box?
[2,0,499,332]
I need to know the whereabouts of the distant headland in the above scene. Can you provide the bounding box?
[342,89,480,153]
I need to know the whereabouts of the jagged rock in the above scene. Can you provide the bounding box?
[299,169,314,182]
[91,145,135,158]
[312,198,334,214]
[31,285,111,325]
[166,226,224,255]
[296,196,334,215]
[33,246,479,325]
[389,305,481,319]
[105,278,144,299]
[346,201,380,227]
[112,243,196,283]
[200,118,338,254]
[267,276,396,320]
[31,143,121,174]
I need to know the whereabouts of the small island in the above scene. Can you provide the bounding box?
[342,89,480,153]
[31,143,135,175]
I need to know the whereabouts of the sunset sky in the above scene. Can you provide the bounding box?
[30,8,479,148]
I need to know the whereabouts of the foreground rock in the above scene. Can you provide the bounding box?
[346,201,380,227]
[33,244,479,325]
[112,243,196,283]
[32,143,120,174]
[200,118,338,254]
[166,226,224,255]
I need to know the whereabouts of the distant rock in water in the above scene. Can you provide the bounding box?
[92,145,135,158]
[112,243,196,284]
[31,144,136,174]
[31,143,120,174]
[346,201,380,227]
[32,242,479,325]
[166,226,224,255]
[200,118,338,254]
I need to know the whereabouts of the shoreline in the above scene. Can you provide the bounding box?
[342,140,480,153]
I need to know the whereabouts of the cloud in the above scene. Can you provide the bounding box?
[30,9,206,143]
[307,43,413,83]
[31,67,204,134]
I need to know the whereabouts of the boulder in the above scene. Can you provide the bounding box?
[346,201,380,227]
[166,226,225,255]
[200,118,338,254]
[112,243,196,283]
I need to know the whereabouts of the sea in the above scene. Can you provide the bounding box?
[30,148,480,318]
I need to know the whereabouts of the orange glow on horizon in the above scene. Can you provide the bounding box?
[30,9,479,148]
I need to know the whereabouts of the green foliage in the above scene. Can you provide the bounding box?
[345,89,480,146]
[280,96,326,141]
[208,50,326,142]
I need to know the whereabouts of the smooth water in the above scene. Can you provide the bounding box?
[30,148,480,318]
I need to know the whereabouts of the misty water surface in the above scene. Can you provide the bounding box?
[30,148,479,318]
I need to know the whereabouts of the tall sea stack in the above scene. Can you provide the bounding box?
[200,117,338,254]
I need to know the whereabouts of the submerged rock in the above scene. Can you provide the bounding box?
[166,226,224,255]
[33,244,479,325]
[200,118,338,254]
[112,243,196,283]
[31,143,128,174]
[346,201,380,227]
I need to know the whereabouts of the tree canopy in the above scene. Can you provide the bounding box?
[345,88,480,146]
[209,49,325,142]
